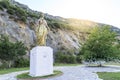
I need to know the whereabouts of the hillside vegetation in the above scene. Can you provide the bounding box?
[0,0,120,68]
[0,0,120,55]
[0,0,100,33]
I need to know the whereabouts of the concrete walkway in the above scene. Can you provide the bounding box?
[0,70,28,80]
[0,65,120,80]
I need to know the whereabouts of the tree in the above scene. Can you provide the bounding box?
[0,35,27,68]
[81,26,119,66]
[115,39,120,60]
[117,39,120,49]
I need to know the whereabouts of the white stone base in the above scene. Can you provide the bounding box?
[29,46,53,77]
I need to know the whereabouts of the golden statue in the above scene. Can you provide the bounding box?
[35,13,49,46]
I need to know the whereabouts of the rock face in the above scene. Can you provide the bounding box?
[47,30,83,53]
[0,0,120,54]
[0,11,36,48]
[0,10,86,53]
[0,12,75,53]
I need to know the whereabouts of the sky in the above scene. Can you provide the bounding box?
[15,0,120,28]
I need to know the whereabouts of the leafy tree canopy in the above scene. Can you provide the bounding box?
[81,26,120,62]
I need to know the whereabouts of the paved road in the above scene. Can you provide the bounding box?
[0,65,120,80]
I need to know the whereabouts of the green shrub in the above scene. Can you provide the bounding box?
[27,12,39,18]
[53,22,62,29]
[0,0,9,9]
[0,0,27,22]
[20,16,26,22]
[14,7,27,22]
[14,58,29,68]
[7,8,15,15]
[0,5,3,10]
[0,61,8,69]
[76,56,83,63]
[55,51,64,63]
[67,55,76,63]
[55,51,77,63]
[16,7,27,17]
[0,35,27,68]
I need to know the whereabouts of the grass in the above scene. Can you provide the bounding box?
[17,70,63,79]
[54,63,81,66]
[105,62,120,66]
[0,63,80,75]
[97,72,120,80]
[0,67,29,75]
[97,62,120,80]
[84,62,120,67]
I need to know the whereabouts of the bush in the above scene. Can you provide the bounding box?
[76,56,83,63]
[0,61,8,69]
[20,16,26,22]
[7,8,15,15]
[0,0,27,22]
[55,51,77,63]
[0,35,27,68]
[15,7,27,17]
[0,0,9,9]
[14,6,27,22]
[0,5,3,10]
[27,12,39,18]
[14,58,29,68]
[68,55,76,63]
[54,51,64,63]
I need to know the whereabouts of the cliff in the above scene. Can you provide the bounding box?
[0,0,120,54]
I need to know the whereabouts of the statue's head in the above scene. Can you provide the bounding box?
[40,13,44,18]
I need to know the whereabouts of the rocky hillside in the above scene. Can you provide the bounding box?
[0,0,120,54]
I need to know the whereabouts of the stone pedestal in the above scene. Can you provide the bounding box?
[29,46,53,77]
